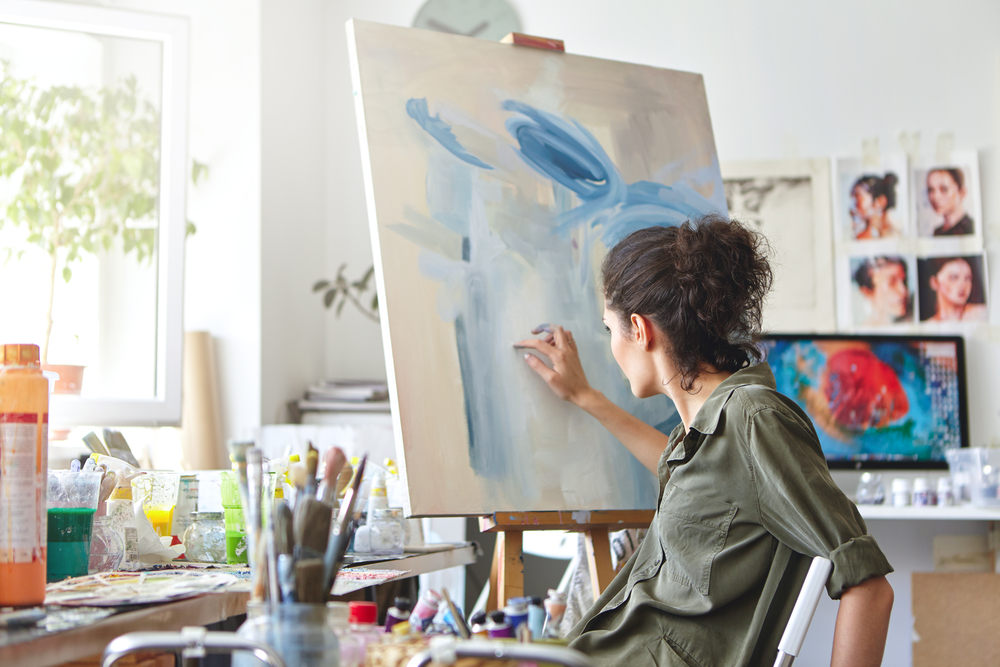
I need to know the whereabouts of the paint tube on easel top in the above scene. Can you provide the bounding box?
[0,344,48,607]
[384,596,412,632]
[486,610,513,638]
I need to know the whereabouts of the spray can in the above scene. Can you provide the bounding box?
[0,344,49,606]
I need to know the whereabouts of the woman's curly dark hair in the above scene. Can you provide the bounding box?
[601,214,773,392]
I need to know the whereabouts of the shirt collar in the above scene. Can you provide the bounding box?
[664,362,776,465]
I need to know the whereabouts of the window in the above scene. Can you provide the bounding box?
[0,1,188,426]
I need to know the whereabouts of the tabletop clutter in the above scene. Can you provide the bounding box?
[854,448,1000,508]
[0,341,574,665]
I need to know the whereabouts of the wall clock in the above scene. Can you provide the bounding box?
[412,0,522,41]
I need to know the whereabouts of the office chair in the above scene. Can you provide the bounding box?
[774,555,833,667]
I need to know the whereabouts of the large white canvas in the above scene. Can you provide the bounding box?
[347,20,725,515]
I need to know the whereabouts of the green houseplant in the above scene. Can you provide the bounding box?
[313,263,379,323]
[0,60,200,388]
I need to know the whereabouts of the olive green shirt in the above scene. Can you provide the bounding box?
[567,363,892,666]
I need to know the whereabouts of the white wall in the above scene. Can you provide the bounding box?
[320,1,1000,429]
[314,2,1000,665]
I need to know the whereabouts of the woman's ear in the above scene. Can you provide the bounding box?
[630,313,656,350]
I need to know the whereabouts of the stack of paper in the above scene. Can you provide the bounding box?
[296,380,390,413]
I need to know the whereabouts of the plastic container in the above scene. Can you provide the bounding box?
[220,471,248,564]
[946,448,1000,507]
[347,601,384,655]
[890,478,911,508]
[88,515,125,573]
[327,602,364,667]
[0,343,49,605]
[132,471,180,537]
[912,477,934,506]
[936,477,955,506]
[855,472,885,505]
[235,602,340,667]
[46,470,103,581]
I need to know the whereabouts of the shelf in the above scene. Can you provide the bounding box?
[858,504,1000,520]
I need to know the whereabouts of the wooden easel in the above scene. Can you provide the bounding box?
[480,510,654,610]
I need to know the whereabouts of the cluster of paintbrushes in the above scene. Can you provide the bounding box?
[229,440,368,608]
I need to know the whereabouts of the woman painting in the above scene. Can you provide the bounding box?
[515,215,893,666]
[850,173,901,240]
[926,168,973,236]
[918,255,988,322]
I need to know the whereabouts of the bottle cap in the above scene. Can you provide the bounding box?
[1,343,40,367]
[529,596,542,606]
[891,478,911,492]
[913,477,929,492]
[937,477,952,491]
[546,589,566,602]
[488,610,507,624]
[348,600,378,624]
[469,610,487,626]
[393,596,412,612]
[504,598,528,613]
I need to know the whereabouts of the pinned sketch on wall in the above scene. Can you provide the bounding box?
[833,155,910,241]
[841,254,917,328]
[347,20,724,515]
[912,152,982,240]
[722,159,835,332]
[916,254,989,324]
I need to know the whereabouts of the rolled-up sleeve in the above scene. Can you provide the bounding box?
[745,400,894,599]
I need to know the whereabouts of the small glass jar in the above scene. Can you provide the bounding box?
[182,511,227,563]
[88,515,125,573]
[369,508,405,556]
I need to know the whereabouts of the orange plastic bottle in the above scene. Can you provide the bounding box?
[0,343,49,606]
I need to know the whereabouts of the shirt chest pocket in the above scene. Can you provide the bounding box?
[658,483,737,596]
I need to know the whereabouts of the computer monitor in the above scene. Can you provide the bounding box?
[758,333,968,469]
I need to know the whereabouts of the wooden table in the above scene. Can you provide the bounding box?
[1,543,477,667]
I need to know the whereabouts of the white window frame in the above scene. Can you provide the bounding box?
[0,0,188,426]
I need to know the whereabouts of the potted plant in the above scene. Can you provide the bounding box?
[0,60,200,392]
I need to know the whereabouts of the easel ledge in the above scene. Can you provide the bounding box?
[480,510,654,610]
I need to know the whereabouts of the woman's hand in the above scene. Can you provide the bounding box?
[514,324,593,405]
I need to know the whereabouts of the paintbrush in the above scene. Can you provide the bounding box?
[293,495,332,559]
[441,587,470,639]
[321,454,367,599]
[246,447,265,601]
[294,558,326,604]
[318,446,347,506]
[304,442,319,498]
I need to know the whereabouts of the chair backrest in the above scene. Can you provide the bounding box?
[773,555,833,667]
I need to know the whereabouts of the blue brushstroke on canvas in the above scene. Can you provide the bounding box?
[405,96,719,505]
[406,98,494,170]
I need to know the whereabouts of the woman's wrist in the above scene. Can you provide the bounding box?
[573,387,607,413]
